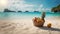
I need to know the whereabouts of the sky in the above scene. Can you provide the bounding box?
[0,0,60,12]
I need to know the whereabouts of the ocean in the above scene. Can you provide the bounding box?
[0,12,60,20]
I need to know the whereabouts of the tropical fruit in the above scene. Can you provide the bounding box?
[33,17,45,27]
[47,23,52,28]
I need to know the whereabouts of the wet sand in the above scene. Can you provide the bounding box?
[0,17,60,34]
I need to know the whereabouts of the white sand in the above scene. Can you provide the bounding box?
[0,17,60,34]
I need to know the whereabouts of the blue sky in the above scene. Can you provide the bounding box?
[25,0,60,8]
[0,0,60,12]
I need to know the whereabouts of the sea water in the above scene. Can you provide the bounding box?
[0,12,60,20]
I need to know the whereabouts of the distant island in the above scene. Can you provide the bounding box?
[4,9,30,13]
[18,11,22,12]
[25,11,29,12]
[4,9,15,12]
[34,11,39,12]
[51,4,60,13]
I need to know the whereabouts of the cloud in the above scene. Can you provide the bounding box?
[36,4,51,11]
[0,0,50,12]
[5,0,35,11]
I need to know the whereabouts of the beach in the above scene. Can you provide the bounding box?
[0,16,60,34]
[0,0,60,34]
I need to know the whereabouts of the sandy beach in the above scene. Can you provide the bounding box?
[0,17,60,34]
[0,0,60,34]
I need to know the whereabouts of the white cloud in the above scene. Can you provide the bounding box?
[36,4,43,11]
[0,0,50,12]
[36,4,50,11]
[39,4,43,8]
[6,0,35,11]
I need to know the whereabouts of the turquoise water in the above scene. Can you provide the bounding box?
[0,12,60,19]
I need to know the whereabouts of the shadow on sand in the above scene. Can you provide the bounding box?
[38,26,60,32]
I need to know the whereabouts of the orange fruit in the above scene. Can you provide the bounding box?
[47,23,52,28]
